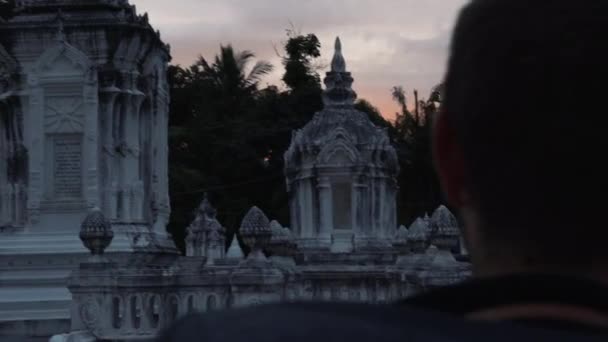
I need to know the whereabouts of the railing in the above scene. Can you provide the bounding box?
[74,288,233,340]
[67,261,428,340]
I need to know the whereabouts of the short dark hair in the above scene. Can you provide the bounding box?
[444,0,608,263]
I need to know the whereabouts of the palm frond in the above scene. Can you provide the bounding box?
[245,61,273,86]
[235,49,255,67]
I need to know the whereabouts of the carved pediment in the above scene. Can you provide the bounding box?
[322,126,357,146]
[317,138,360,165]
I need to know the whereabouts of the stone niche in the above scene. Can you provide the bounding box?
[33,42,98,213]
[332,181,352,231]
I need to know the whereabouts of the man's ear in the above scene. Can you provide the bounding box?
[432,112,469,207]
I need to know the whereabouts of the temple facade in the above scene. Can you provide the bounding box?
[1,2,470,340]
[284,38,399,253]
[0,0,176,337]
[51,38,471,342]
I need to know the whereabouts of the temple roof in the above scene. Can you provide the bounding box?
[285,37,397,172]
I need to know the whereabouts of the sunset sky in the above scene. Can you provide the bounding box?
[140,0,469,120]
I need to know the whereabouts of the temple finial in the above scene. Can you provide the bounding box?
[331,36,346,72]
[323,36,357,106]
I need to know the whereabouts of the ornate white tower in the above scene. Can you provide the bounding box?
[0,1,175,334]
[284,38,400,253]
[0,0,174,253]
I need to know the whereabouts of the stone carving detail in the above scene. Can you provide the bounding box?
[323,37,356,107]
[239,206,271,262]
[45,98,85,133]
[79,208,114,258]
[2,8,475,337]
[185,194,225,260]
[284,37,399,252]
[79,295,102,337]
[0,3,179,340]
[407,217,432,253]
[429,205,460,251]
[52,135,83,199]
[267,220,296,256]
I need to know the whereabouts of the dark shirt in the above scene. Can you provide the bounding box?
[402,274,608,334]
[157,274,608,342]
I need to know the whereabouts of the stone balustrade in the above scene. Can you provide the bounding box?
[58,204,470,341]
[72,289,231,340]
[64,257,454,340]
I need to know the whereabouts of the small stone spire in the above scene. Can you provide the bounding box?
[323,36,357,107]
[226,235,244,259]
[331,37,347,73]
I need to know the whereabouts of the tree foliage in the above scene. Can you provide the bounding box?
[168,34,324,253]
[392,84,445,225]
[167,31,445,251]
[281,30,322,91]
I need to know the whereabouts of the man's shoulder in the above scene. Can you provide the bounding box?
[158,302,414,342]
[156,301,603,342]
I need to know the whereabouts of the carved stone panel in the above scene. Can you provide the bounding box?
[45,97,84,133]
[45,134,83,201]
[53,135,83,199]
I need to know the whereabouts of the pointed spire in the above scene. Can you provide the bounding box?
[323,36,357,106]
[331,37,347,72]
[226,235,244,259]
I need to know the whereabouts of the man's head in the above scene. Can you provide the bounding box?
[434,0,608,275]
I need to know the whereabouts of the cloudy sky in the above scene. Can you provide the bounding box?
[140,0,469,120]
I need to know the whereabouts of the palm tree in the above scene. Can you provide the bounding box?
[195,45,273,97]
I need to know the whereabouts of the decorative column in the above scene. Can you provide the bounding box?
[387,178,398,237]
[0,183,14,225]
[316,176,332,244]
[378,177,386,238]
[10,98,27,227]
[0,103,7,225]
[119,71,145,222]
[83,67,100,210]
[152,85,170,233]
[26,78,44,226]
[352,173,369,246]
[298,178,314,239]
[288,188,300,237]
[14,184,23,225]
[370,176,377,234]
[99,83,120,219]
